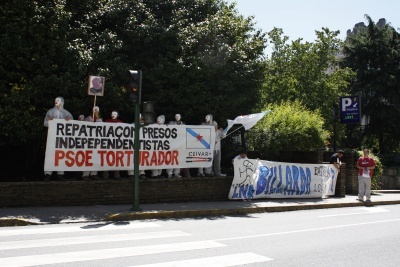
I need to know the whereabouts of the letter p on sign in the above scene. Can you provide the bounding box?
[341,97,352,111]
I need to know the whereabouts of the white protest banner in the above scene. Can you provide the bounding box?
[44,119,215,171]
[229,159,338,199]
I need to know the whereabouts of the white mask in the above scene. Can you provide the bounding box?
[55,98,62,107]
[157,115,165,124]
[175,114,181,121]
[93,106,100,112]
[205,115,212,123]
[111,111,118,119]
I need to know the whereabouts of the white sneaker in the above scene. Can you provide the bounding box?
[167,174,173,178]
[174,174,182,178]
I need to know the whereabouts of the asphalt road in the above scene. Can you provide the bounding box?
[1,204,399,266]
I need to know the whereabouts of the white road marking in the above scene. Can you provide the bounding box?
[0,221,161,237]
[216,218,400,242]
[0,241,226,267]
[131,252,273,267]
[0,230,190,250]
[319,207,390,217]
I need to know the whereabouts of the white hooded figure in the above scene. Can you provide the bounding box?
[169,113,184,125]
[151,115,166,178]
[104,110,123,179]
[44,96,73,181]
[198,114,226,177]
[202,114,217,127]
[84,106,103,123]
[166,114,185,178]
[156,115,165,125]
[44,96,73,127]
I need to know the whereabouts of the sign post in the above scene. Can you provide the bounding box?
[339,95,361,124]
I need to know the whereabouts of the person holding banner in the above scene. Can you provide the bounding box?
[104,111,123,179]
[166,114,184,178]
[43,96,73,181]
[151,115,167,179]
[329,150,344,173]
[356,149,376,202]
[81,106,103,181]
[197,114,221,177]
[232,150,248,164]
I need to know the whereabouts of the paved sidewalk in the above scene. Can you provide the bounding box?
[1,191,400,227]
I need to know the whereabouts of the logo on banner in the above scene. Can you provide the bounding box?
[186,128,211,149]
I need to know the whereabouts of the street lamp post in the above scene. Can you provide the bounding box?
[131,102,141,211]
[127,70,142,211]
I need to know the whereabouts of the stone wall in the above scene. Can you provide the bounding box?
[0,177,232,207]
[0,151,357,208]
[0,166,349,208]
[380,168,400,189]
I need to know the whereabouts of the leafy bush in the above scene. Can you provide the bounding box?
[246,101,329,160]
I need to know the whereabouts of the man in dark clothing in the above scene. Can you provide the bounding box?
[330,150,344,173]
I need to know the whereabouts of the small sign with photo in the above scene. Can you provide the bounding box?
[88,76,105,96]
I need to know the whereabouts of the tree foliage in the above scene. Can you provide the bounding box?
[247,101,329,160]
[260,27,355,148]
[0,0,267,138]
[341,15,400,153]
[0,0,267,178]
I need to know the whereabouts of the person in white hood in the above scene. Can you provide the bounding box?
[198,114,226,177]
[81,106,102,180]
[151,115,167,179]
[43,96,73,181]
[167,114,184,178]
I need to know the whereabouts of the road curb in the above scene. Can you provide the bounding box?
[104,200,400,222]
[2,200,400,227]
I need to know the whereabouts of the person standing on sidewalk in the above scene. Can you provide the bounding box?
[151,115,167,179]
[104,111,123,179]
[197,114,218,177]
[166,113,184,178]
[330,150,344,173]
[43,96,73,181]
[356,148,376,202]
[81,106,103,181]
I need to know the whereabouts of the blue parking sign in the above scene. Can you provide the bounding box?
[340,95,361,123]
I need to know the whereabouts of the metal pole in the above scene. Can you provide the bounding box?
[333,105,338,152]
[131,103,141,211]
[131,70,142,211]
[333,121,337,152]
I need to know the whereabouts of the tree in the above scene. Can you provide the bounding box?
[341,15,400,153]
[246,101,329,160]
[0,0,267,179]
[261,27,355,149]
